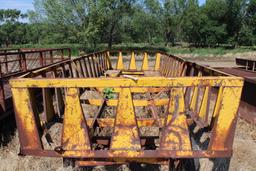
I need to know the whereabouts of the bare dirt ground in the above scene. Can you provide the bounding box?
[178,51,256,171]
[178,51,256,68]
[0,118,255,171]
[0,52,256,171]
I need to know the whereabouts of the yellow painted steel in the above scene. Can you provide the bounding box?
[198,87,210,121]
[9,49,246,162]
[160,88,190,151]
[190,71,202,111]
[154,53,161,71]
[106,51,112,69]
[129,52,137,70]
[116,51,124,70]
[10,77,244,88]
[110,88,141,150]
[11,77,243,159]
[209,87,242,150]
[190,86,199,112]
[11,88,42,150]
[141,52,149,70]
[160,115,192,151]
[168,88,185,115]
[62,88,91,150]
[86,118,166,128]
[213,86,223,117]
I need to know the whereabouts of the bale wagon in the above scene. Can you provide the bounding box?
[10,50,243,170]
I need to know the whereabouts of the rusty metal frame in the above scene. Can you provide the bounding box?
[9,50,244,165]
[0,48,71,119]
[212,57,256,124]
[10,77,243,160]
[0,48,71,76]
[236,58,256,71]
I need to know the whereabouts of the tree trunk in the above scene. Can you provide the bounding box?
[108,22,116,49]
[108,36,112,49]
[5,41,9,48]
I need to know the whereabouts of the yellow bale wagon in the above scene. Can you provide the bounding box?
[10,50,243,170]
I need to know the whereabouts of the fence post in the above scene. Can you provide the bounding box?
[39,51,43,66]
[50,50,53,63]
[19,53,22,71]
[21,53,27,72]
[4,50,8,74]
[44,52,47,65]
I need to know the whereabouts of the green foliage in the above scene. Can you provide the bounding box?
[1,0,256,48]
[0,9,28,47]
[103,88,114,99]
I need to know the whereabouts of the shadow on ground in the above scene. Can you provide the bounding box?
[0,111,17,147]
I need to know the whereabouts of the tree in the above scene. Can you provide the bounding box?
[200,0,228,46]
[162,0,182,46]
[0,9,28,47]
[181,0,204,46]
[100,0,134,48]
[225,0,247,45]
[1,0,255,47]
[238,0,256,45]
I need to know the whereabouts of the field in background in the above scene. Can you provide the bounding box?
[7,43,256,57]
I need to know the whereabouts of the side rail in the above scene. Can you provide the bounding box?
[9,51,112,119]
[107,50,185,77]
[0,48,71,77]
[0,48,71,117]
[0,48,21,53]
[23,51,111,79]
[0,48,44,53]
[107,50,230,78]
[236,58,256,71]
[107,50,163,72]
[10,77,243,161]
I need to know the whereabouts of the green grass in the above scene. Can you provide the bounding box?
[5,43,256,57]
[167,46,256,56]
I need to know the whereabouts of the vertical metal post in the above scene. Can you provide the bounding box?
[18,53,22,72]
[21,53,27,72]
[39,51,43,66]
[50,50,53,63]
[44,52,47,65]
[4,50,8,74]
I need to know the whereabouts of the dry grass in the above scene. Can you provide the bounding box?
[0,131,67,171]
[0,117,255,171]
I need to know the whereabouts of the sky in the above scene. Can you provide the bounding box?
[0,0,34,13]
[0,0,206,13]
